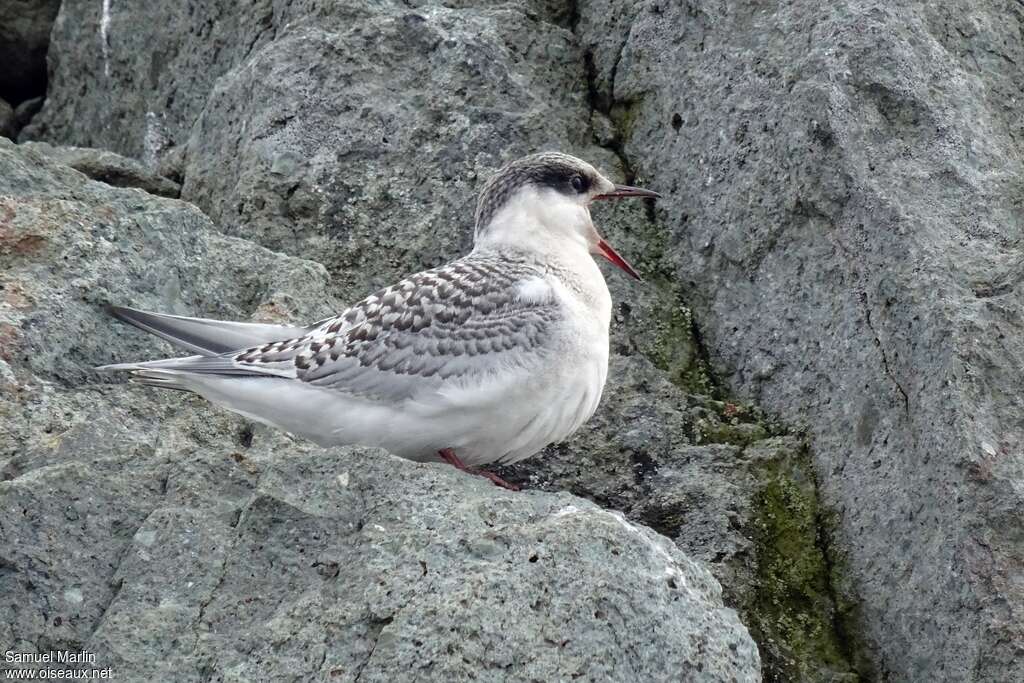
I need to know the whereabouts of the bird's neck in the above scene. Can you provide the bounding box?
[473,187,596,265]
[471,194,610,321]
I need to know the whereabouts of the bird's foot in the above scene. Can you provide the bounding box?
[473,469,521,491]
[438,448,520,491]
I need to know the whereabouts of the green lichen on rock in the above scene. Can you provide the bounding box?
[608,202,720,397]
[688,395,783,447]
[592,126,862,680]
[697,417,770,446]
[748,449,861,682]
[610,243,861,678]
[632,292,717,394]
[609,99,643,142]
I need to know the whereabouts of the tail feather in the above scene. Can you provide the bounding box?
[125,369,194,392]
[97,354,291,378]
[97,355,206,372]
[105,305,308,356]
[99,305,303,397]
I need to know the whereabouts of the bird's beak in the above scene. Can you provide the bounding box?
[593,184,662,200]
[591,183,659,280]
[596,239,642,280]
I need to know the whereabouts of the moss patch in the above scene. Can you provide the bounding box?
[592,102,864,681]
[630,294,718,394]
[748,450,860,682]
[615,194,722,397]
[610,99,642,143]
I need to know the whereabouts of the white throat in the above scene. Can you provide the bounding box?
[474,187,595,259]
[471,186,611,324]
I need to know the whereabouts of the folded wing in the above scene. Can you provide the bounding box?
[105,256,562,404]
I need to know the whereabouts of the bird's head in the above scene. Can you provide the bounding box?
[473,152,660,279]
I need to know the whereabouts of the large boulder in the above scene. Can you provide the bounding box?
[0,131,761,679]
[27,1,593,297]
[0,138,334,397]
[3,440,760,681]
[17,141,181,198]
[498,356,858,682]
[575,0,1024,679]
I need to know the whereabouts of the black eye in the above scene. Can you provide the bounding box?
[570,175,587,193]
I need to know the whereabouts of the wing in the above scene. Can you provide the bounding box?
[225,255,563,402]
[106,305,311,356]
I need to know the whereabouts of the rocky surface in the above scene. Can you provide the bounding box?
[4,425,760,681]
[19,141,181,197]
[23,1,868,678]
[1,97,45,143]
[124,446,760,680]
[572,1,1024,680]
[12,97,44,135]
[14,0,1024,679]
[0,99,14,140]
[497,356,857,682]
[28,2,594,295]
[0,121,761,678]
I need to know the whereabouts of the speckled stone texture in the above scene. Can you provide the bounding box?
[575,1,1024,680]
[17,142,181,198]
[72,444,758,682]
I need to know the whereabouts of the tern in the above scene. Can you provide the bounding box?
[100,152,661,489]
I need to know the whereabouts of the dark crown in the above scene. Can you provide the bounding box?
[474,152,596,235]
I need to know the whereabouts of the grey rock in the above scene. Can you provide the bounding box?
[19,141,182,197]
[498,355,855,683]
[2,96,43,142]
[27,2,592,293]
[0,137,335,395]
[0,135,338,670]
[3,436,760,682]
[0,129,760,680]
[23,1,276,161]
[0,99,13,139]
[0,0,60,104]
[576,0,1024,680]
[12,96,44,133]
[180,5,597,301]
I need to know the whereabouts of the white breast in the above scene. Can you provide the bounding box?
[446,260,611,466]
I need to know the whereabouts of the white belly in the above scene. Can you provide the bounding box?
[361,346,609,466]
[201,332,608,467]
[449,354,607,466]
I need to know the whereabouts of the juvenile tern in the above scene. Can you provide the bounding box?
[100,152,661,488]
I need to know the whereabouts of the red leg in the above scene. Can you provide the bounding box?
[473,469,522,491]
[438,447,470,469]
[438,448,520,491]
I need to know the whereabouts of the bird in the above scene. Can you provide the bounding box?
[99,152,661,489]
